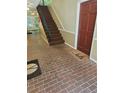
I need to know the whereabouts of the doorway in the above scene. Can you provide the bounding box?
[77,0,97,55]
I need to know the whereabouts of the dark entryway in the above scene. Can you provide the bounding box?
[77,0,97,55]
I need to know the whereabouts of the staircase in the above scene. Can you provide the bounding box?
[37,5,65,45]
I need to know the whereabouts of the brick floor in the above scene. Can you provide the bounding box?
[27,33,97,93]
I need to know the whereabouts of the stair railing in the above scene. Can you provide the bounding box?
[42,16,51,37]
[37,5,51,38]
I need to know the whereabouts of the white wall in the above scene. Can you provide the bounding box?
[49,0,78,47]
[50,0,77,33]
[49,0,90,47]
[49,0,97,56]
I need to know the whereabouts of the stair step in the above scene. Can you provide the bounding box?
[46,31,60,34]
[48,26,58,29]
[49,40,65,45]
[37,5,65,46]
[46,24,57,27]
[42,24,58,30]
[44,28,58,31]
[46,33,61,37]
[49,36,63,40]
[43,15,52,18]
[47,23,56,26]
[49,30,60,32]
[45,25,58,28]
[44,22,56,26]
[48,36,63,42]
[46,20,56,23]
[45,19,54,22]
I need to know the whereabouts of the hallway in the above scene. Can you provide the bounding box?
[27,33,97,93]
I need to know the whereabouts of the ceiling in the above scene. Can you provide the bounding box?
[27,0,52,16]
[27,0,42,16]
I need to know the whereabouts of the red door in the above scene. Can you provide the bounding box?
[77,0,97,55]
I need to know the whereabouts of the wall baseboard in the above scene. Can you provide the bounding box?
[90,57,97,63]
[50,6,65,29]
[59,28,75,34]
[66,41,97,63]
[65,42,75,49]
[39,32,48,44]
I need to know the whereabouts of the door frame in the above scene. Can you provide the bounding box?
[74,0,96,53]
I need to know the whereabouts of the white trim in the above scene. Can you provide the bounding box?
[59,28,75,34]
[75,0,89,49]
[50,6,65,29]
[65,43,75,49]
[40,34,49,44]
[90,21,97,63]
[78,0,89,3]
[90,57,97,63]
[39,21,49,44]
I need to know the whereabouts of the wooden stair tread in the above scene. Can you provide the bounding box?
[49,40,65,45]
[37,5,64,45]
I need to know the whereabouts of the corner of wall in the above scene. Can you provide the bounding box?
[48,2,76,48]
